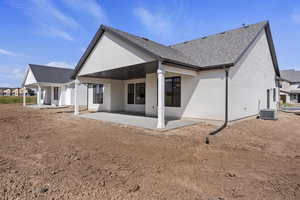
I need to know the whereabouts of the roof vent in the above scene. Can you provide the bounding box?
[142,37,149,41]
[242,23,249,28]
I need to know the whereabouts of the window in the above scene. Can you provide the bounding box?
[128,84,135,104]
[54,87,59,100]
[135,83,145,104]
[127,83,146,104]
[41,89,44,100]
[273,88,276,102]
[93,84,103,104]
[165,77,181,107]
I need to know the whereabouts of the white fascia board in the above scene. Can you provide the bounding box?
[37,82,73,87]
[163,65,197,76]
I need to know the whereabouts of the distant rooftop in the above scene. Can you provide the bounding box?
[280,69,300,83]
[27,64,74,84]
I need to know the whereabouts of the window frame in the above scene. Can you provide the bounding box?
[135,83,145,104]
[127,83,135,104]
[127,82,146,105]
[93,84,103,104]
[164,76,181,107]
[53,87,59,100]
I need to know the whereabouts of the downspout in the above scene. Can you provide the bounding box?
[86,83,89,110]
[205,67,229,144]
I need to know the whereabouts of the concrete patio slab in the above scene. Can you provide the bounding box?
[26,104,69,109]
[79,112,202,131]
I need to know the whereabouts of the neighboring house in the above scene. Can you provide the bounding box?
[11,88,26,96]
[0,87,29,96]
[70,20,280,129]
[0,88,7,96]
[22,64,87,106]
[279,69,300,104]
[3,88,12,96]
[11,88,20,96]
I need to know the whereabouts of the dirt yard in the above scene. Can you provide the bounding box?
[0,104,299,200]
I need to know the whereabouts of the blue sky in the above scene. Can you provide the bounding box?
[1,0,300,87]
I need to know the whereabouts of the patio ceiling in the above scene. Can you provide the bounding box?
[79,61,158,80]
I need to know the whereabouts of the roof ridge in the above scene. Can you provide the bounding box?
[102,25,198,65]
[102,25,192,56]
[102,25,170,48]
[29,64,73,71]
[170,20,268,47]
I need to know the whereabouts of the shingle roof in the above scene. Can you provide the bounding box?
[28,64,73,84]
[280,69,300,83]
[171,21,267,68]
[71,20,279,79]
[103,25,199,66]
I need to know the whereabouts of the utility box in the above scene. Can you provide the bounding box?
[260,109,277,120]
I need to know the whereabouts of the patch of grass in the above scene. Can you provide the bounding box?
[281,102,298,107]
[0,96,37,104]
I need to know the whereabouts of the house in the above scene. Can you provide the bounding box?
[11,88,20,96]
[22,64,87,107]
[0,88,7,96]
[11,88,27,96]
[70,20,280,129]
[279,69,300,104]
[3,88,12,96]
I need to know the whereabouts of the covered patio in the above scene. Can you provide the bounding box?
[74,60,198,129]
[78,111,201,131]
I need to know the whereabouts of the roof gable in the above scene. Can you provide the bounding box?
[24,64,74,85]
[24,68,37,86]
[77,31,155,76]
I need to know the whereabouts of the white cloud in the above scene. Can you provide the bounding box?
[11,0,81,41]
[0,65,26,87]
[0,49,18,56]
[46,61,73,68]
[61,0,107,21]
[133,7,173,38]
[45,27,75,41]
[29,0,81,29]
[0,49,27,57]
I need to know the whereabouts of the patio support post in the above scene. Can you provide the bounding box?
[37,85,42,107]
[74,79,79,115]
[157,61,165,129]
[23,87,26,107]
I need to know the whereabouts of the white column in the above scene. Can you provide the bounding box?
[74,79,79,115]
[37,85,42,107]
[23,87,26,107]
[157,62,165,129]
